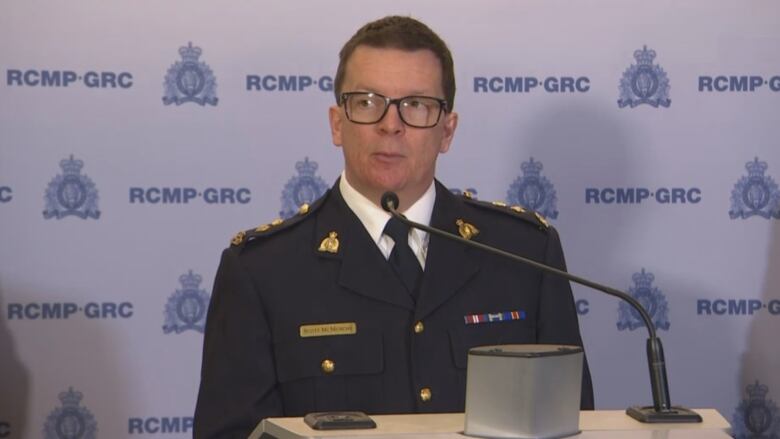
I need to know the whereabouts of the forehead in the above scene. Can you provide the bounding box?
[342,46,444,96]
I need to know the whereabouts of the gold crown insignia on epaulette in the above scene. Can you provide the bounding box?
[461,194,549,231]
[229,201,317,247]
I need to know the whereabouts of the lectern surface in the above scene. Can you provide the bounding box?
[254,409,730,439]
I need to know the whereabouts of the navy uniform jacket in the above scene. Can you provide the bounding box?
[194,180,594,439]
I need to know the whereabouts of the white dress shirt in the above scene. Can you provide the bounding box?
[339,172,434,269]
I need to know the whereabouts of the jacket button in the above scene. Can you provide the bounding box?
[413,321,424,334]
[321,359,335,374]
[420,387,432,402]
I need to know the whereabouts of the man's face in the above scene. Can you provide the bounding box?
[329,46,458,208]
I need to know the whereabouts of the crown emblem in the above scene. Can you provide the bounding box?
[618,45,671,108]
[280,157,328,219]
[295,157,319,177]
[633,45,657,66]
[520,157,543,177]
[746,157,769,178]
[632,268,655,289]
[58,387,83,407]
[747,380,770,401]
[507,157,559,220]
[178,42,203,63]
[179,269,203,290]
[59,155,84,175]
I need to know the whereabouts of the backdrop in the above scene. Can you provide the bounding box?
[1,1,779,438]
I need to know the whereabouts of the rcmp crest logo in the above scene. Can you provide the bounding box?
[729,157,780,219]
[162,42,218,106]
[733,380,780,439]
[618,45,671,108]
[43,387,97,439]
[43,155,101,220]
[279,157,328,219]
[163,270,210,334]
[506,158,558,219]
[617,268,670,331]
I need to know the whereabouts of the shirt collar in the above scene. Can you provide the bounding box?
[339,171,436,245]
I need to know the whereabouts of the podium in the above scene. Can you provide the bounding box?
[252,410,731,439]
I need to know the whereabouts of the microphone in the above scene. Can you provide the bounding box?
[380,191,701,423]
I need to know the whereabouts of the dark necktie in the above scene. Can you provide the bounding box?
[383,216,423,297]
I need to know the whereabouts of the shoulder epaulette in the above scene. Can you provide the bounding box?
[229,190,330,249]
[462,195,550,231]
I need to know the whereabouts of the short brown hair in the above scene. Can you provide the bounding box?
[334,15,456,110]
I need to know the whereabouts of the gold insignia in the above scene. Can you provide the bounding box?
[271,218,284,226]
[492,200,508,207]
[300,322,356,338]
[230,230,246,246]
[298,203,310,215]
[318,231,340,254]
[511,205,526,214]
[462,190,473,199]
[255,224,271,233]
[456,219,480,240]
[534,211,550,229]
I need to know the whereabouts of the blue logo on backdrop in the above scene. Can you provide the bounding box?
[163,270,210,334]
[617,269,670,331]
[449,187,479,199]
[43,155,100,220]
[129,187,251,204]
[729,157,780,219]
[44,387,97,439]
[618,46,671,108]
[507,158,558,219]
[0,186,12,203]
[280,157,328,219]
[733,380,780,439]
[163,42,218,106]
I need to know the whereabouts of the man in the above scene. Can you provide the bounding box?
[194,15,593,438]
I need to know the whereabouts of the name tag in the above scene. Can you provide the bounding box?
[299,322,357,338]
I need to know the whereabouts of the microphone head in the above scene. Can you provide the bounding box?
[380,192,399,212]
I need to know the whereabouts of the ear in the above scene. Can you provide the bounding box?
[329,105,344,147]
[438,111,458,153]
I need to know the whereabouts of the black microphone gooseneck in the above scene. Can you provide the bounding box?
[380,191,701,423]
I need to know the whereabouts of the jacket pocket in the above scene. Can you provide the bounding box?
[274,332,384,413]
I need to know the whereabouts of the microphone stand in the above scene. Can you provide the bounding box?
[382,192,701,423]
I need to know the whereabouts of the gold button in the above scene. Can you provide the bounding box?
[321,359,335,374]
[420,387,432,402]
[413,321,424,334]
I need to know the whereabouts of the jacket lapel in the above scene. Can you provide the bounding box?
[313,181,415,311]
[415,182,481,319]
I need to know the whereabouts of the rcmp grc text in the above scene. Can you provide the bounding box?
[8,302,133,320]
[128,417,194,435]
[697,299,780,316]
[7,70,133,88]
[129,187,251,204]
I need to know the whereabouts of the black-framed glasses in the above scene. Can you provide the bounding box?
[340,92,448,128]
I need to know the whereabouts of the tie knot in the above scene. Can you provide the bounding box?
[383,216,411,244]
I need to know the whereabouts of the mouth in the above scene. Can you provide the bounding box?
[371,152,405,163]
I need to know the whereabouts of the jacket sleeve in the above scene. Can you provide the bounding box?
[194,247,283,438]
[536,226,595,410]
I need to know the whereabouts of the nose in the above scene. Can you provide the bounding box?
[376,102,405,135]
